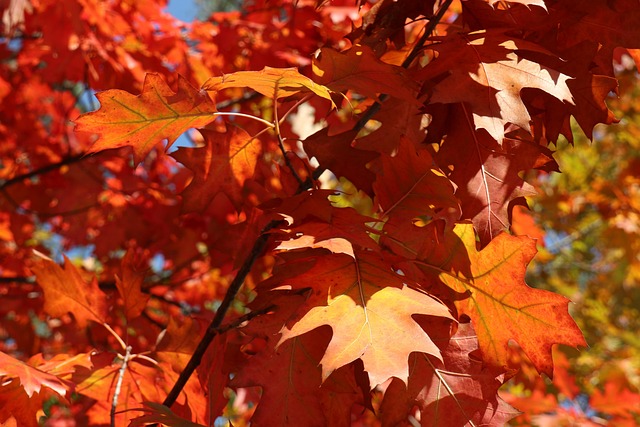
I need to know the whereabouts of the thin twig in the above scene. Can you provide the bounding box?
[0,154,86,190]
[351,0,453,134]
[111,346,132,427]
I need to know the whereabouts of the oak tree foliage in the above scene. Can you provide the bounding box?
[0,0,638,425]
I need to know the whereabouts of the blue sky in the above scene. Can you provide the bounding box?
[166,0,198,22]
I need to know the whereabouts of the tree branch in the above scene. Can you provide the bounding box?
[0,154,87,191]
[161,219,282,407]
[352,0,453,133]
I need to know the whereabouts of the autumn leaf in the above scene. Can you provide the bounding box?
[75,73,217,163]
[421,30,574,143]
[0,352,74,427]
[230,292,368,426]
[262,250,453,387]
[155,316,203,373]
[115,249,149,321]
[129,402,206,427]
[590,381,640,417]
[312,44,419,103]
[379,322,520,427]
[303,128,378,195]
[0,351,70,399]
[31,253,108,328]
[372,136,461,230]
[171,126,261,211]
[483,0,547,8]
[265,190,380,257]
[429,105,557,246]
[202,66,335,105]
[416,223,586,375]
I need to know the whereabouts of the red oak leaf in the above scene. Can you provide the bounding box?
[372,136,461,232]
[230,292,369,426]
[312,44,419,103]
[261,250,453,387]
[416,223,586,376]
[429,105,557,246]
[380,322,520,426]
[171,126,261,211]
[115,249,149,321]
[421,30,573,143]
[202,66,334,105]
[31,253,108,328]
[75,73,217,163]
[303,128,378,195]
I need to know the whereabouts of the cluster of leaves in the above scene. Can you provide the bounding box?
[502,67,640,426]
[0,0,638,426]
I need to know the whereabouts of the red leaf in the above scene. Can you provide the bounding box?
[312,45,418,103]
[421,30,573,143]
[31,253,108,328]
[303,128,378,195]
[115,249,150,321]
[172,127,261,212]
[380,322,520,426]
[0,351,69,398]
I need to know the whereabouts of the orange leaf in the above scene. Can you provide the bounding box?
[75,73,217,163]
[172,127,261,212]
[202,66,334,105]
[268,250,453,387]
[590,381,640,417]
[129,402,206,427]
[418,223,586,376]
[0,351,69,398]
[31,253,108,328]
[0,351,73,427]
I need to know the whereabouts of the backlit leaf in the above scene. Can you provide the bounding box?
[417,223,586,375]
[31,253,108,328]
[265,251,453,387]
[75,73,217,163]
[202,66,335,105]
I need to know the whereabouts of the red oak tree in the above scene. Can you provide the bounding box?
[0,0,638,425]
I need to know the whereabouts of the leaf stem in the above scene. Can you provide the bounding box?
[103,322,128,352]
[212,111,275,129]
[273,82,304,185]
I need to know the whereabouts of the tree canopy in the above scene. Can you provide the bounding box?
[0,0,639,426]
